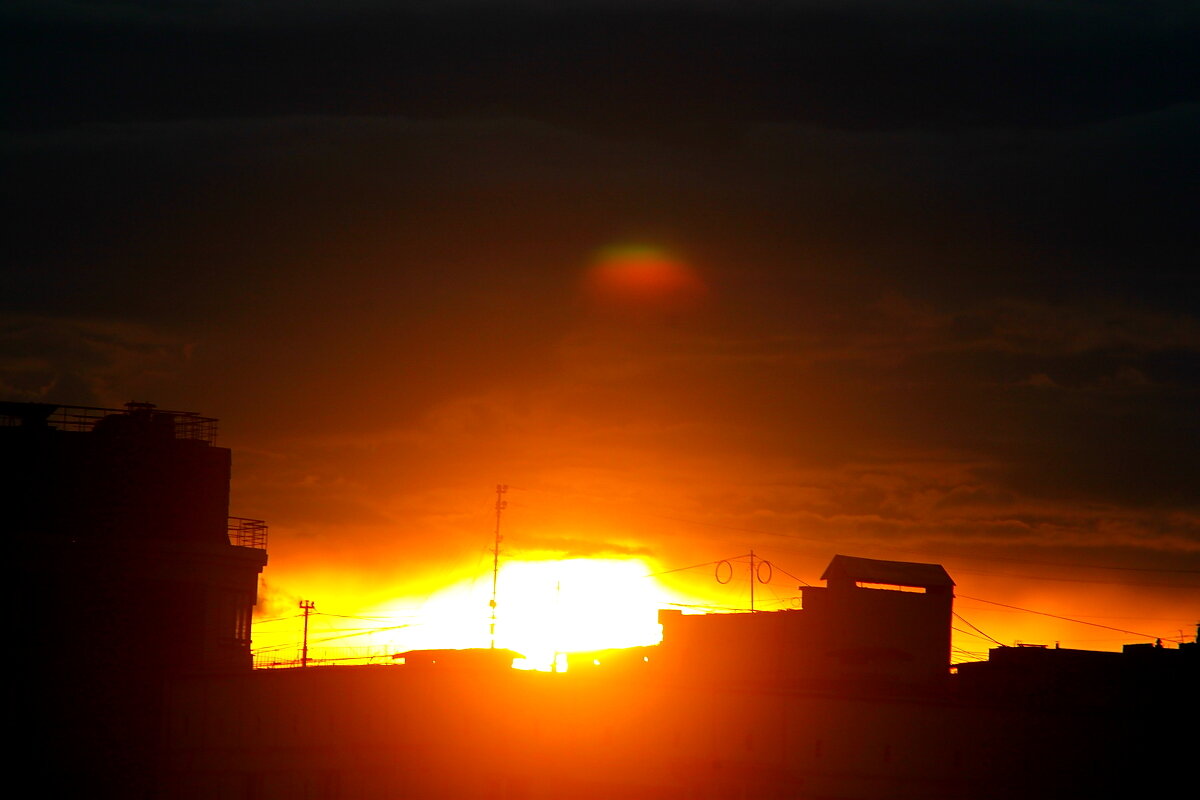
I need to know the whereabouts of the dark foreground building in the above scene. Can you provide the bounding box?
[5,400,1192,799]
[3,402,267,797]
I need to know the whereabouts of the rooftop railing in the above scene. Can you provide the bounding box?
[228,517,268,550]
[0,401,218,444]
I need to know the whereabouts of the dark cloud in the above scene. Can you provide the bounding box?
[6,2,1198,131]
[0,316,190,405]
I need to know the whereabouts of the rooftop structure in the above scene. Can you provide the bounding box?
[657,554,955,687]
[821,553,954,590]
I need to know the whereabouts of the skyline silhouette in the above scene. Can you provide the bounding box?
[6,398,1194,799]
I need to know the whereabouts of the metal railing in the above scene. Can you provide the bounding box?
[0,401,218,444]
[228,517,268,550]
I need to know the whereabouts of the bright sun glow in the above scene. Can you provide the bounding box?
[254,557,688,671]
[401,558,673,670]
[499,558,670,666]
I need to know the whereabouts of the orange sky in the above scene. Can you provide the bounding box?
[234,245,1196,668]
[5,3,1198,669]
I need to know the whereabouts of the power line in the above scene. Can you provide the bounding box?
[946,550,1200,575]
[953,612,1005,646]
[952,625,1003,647]
[305,624,414,646]
[252,613,303,625]
[956,594,1169,642]
[951,567,1200,589]
[771,562,813,587]
[645,558,727,577]
[951,645,988,665]
[316,612,417,621]
[251,621,417,655]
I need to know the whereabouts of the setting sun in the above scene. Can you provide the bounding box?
[252,556,698,670]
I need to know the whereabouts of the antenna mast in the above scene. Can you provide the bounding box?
[489,484,508,649]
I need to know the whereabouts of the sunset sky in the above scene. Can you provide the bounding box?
[5,1,1198,665]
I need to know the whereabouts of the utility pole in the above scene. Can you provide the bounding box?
[714,551,770,612]
[489,484,507,649]
[749,549,756,613]
[299,599,315,667]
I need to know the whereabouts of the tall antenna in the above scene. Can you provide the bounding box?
[489,484,508,649]
[299,599,315,667]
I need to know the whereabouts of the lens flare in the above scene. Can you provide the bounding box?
[585,244,706,309]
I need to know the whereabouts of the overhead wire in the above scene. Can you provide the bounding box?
[771,562,813,587]
[305,623,414,647]
[956,594,1170,642]
[953,612,1005,646]
[951,645,988,664]
[252,613,303,625]
[952,626,1001,645]
[252,617,418,656]
[644,559,728,578]
[950,567,1199,589]
[316,612,418,621]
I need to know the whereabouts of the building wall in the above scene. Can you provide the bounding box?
[657,581,953,687]
[800,582,953,684]
[5,403,268,799]
[162,661,1173,800]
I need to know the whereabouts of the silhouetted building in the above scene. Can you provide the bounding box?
[4,401,267,798]
[657,554,954,688]
[393,647,524,671]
